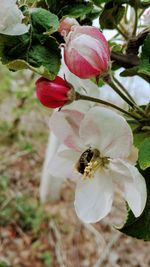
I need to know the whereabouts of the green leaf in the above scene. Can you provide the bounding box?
[120,67,139,77]
[62,2,93,18]
[45,0,60,13]
[91,0,107,6]
[139,138,150,170]
[64,3,93,18]
[119,167,150,240]
[0,23,61,80]
[119,34,150,81]
[138,33,150,81]
[46,0,94,18]
[31,8,59,34]
[109,42,122,53]
[0,34,30,63]
[141,33,150,59]
[100,1,125,29]
[10,57,59,81]
[6,59,55,80]
[28,38,61,79]
[134,131,150,149]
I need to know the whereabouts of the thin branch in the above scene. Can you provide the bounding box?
[111,52,139,68]
[132,8,138,36]
[115,25,128,40]
[112,75,136,103]
[77,93,140,121]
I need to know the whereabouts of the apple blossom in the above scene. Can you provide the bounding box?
[0,0,29,35]
[36,76,76,108]
[49,107,147,223]
[63,26,110,79]
[39,61,100,203]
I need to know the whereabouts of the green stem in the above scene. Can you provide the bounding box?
[132,8,138,36]
[104,76,135,108]
[76,93,140,121]
[116,25,128,40]
[112,75,136,103]
[104,75,148,118]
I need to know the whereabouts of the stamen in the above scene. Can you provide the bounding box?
[76,148,109,180]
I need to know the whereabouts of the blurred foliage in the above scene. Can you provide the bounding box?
[0,64,50,143]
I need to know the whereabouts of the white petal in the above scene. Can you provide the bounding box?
[0,1,29,35]
[50,109,84,151]
[126,146,138,165]
[79,106,133,159]
[62,62,100,99]
[74,170,113,223]
[2,24,30,35]
[49,146,80,181]
[109,159,147,217]
[99,84,126,109]
[116,69,150,106]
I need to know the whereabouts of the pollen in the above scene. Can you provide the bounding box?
[82,160,99,179]
[76,148,109,180]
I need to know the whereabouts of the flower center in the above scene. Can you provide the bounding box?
[76,148,109,179]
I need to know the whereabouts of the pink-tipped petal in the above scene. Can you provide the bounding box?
[50,109,84,151]
[64,25,110,79]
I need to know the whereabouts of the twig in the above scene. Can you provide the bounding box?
[0,195,14,211]
[49,220,66,267]
[93,232,121,267]
[83,223,106,255]
[126,28,150,55]
[111,52,139,68]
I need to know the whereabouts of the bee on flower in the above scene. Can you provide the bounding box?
[48,107,147,223]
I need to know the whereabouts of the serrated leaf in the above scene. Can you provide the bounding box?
[119,167,150,240]
[27,37,61,79]
[31,8,59,34]
[28,37,61,75]
[139,138,150,170]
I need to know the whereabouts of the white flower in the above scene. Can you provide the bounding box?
[49,107,147,223]
[0,0,29,35]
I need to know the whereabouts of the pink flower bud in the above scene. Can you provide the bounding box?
[36,76,75,108]
[58,17,79,36]
[64,26,110,79]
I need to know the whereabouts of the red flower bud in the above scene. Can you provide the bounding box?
[64,26,110,79]
[36,76,74,108]
[58,17,79,36]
